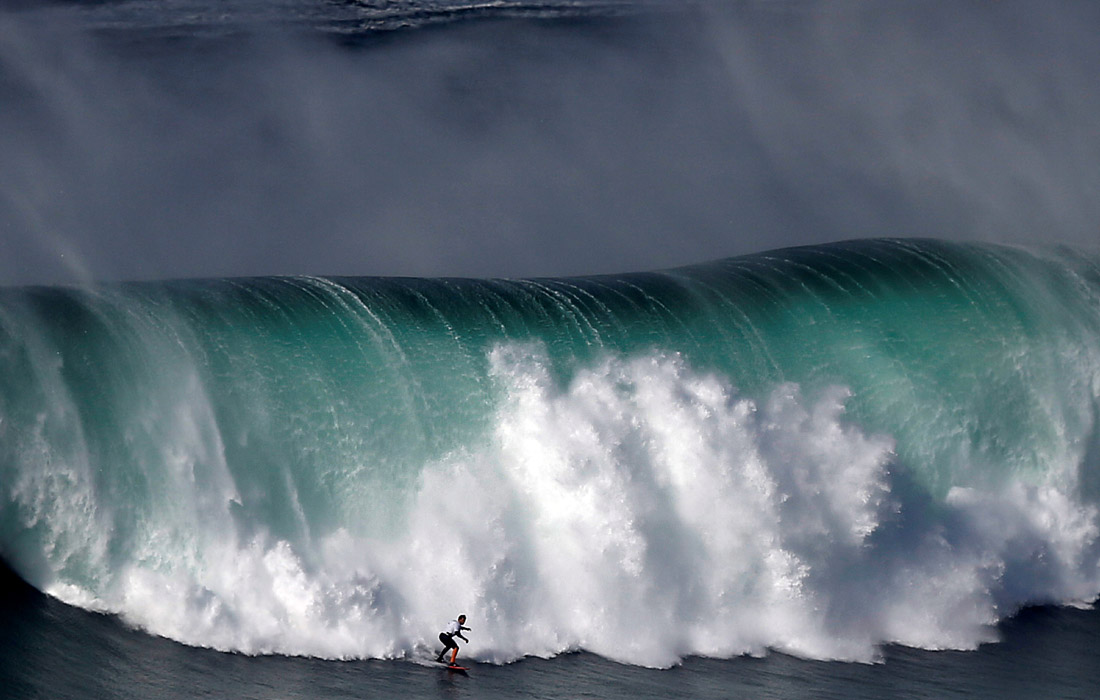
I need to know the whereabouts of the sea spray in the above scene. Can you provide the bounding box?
[1,239,1099,665]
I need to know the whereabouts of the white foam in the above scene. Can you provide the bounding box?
[31,344,1100,666]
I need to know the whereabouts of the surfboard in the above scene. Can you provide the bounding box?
[442,663,469,673]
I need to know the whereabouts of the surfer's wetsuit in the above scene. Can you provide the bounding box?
[436,618,470,664]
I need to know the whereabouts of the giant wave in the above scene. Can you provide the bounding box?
[1,238,1099,666]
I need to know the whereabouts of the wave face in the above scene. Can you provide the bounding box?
[2,238,1100,666]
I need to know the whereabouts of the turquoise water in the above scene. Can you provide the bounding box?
[2,239,1099,667]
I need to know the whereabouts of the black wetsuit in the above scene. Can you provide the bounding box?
[438,632,459,657]
[436,620,469,663]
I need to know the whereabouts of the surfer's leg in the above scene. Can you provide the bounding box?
[450,646,458,665]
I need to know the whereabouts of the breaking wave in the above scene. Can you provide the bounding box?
[2,238,1099,666]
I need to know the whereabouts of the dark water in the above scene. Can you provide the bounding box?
[3,564,1100,700]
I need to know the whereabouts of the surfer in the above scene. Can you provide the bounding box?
[435,614,470,665]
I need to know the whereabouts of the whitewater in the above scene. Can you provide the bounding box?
[1,238,1099,668]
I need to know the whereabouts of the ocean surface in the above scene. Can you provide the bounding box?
[4,565,1100,700]
[4,2,1100,699]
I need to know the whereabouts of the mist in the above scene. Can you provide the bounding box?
[1,0,1097,286]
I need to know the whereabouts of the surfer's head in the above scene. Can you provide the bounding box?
[458,615,466,624]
